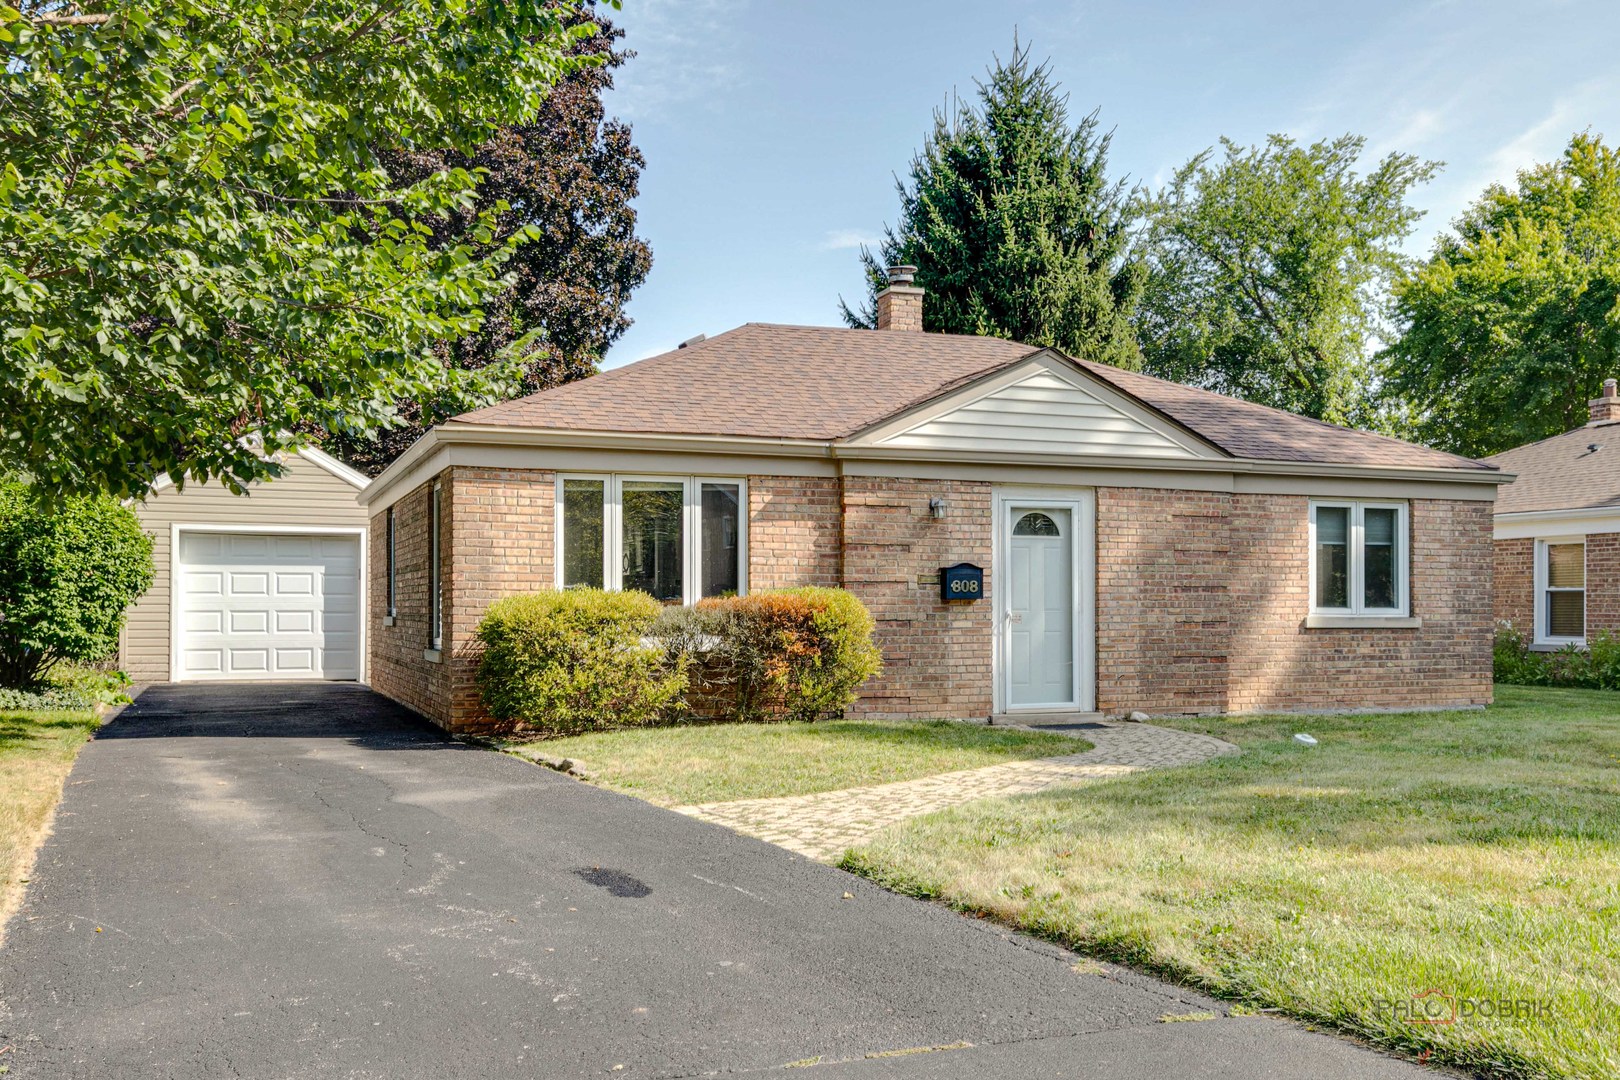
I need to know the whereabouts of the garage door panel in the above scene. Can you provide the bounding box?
[177,531,362,682]
[274,610,315,634]
[274,572,315,596]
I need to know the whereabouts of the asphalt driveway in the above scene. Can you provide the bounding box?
[0,683,1431,1078]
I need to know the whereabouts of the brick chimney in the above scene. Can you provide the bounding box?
[875,265,924,332]
[1590,378,1620,425]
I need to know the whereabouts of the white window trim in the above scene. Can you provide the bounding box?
[555,474,748,605]
[1533,536,1586,648]
[1308,500,1409,618]
[428,482,443,653]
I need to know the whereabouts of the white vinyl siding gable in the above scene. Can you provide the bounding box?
[877,370,1203,459]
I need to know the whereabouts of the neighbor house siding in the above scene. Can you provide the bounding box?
[121,454,369,684]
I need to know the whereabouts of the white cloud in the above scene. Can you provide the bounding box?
[607,0,750,121]
[819,228,881,251]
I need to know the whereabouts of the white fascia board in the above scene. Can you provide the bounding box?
[1494,506,1620,539]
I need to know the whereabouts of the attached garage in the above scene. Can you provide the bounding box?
[120,447,371,684]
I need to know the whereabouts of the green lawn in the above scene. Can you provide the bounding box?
[0,708,100,939]
[505,719,1085,806]
[841,686,1620,1080]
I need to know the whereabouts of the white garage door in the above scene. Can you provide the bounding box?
[176,531,362,681]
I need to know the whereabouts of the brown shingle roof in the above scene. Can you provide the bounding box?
[457,324,1031,440]
[456,323,1494,472]
[1486,423,1620,514]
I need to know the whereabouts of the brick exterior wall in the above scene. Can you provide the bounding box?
[369,465,1494,731]
[748,476,842,588]
[1224,496,1493,714]
[368,482,449,723]
[1496,532,1620,641]
[1095,489,1232,715]
[839,477,994,719]
[1584,533,1620,634]
[1494,537,1534,632]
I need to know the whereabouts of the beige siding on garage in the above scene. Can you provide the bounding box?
[120,453,369,683]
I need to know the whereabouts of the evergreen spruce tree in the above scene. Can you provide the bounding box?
[841,41,1143,368]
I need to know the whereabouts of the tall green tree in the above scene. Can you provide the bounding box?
[1,1,597,498]
[1136,135,1437,426]
[841,40,1143,368]
[331,8,652,476]
[1382,133,1620,457]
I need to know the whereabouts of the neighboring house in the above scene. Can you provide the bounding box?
[119,446,371,683]
[359,268,1509,733]
[1487,380,1620,649]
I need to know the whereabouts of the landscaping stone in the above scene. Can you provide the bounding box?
[674,721,1238,861]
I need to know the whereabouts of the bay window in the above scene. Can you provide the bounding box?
[1309,501,1408,616]
[558,475,746,604]
[1535,539,1585,646]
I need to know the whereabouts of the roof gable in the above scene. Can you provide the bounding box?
[847,352,1221,461]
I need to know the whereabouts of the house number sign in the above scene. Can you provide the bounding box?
[939,562,984,602]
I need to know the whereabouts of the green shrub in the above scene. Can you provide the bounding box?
[1494,620,1620,690]
[695,587,883,723]
[0,482,154,687]
[475,589,688,736]
[1493,622,1550,686]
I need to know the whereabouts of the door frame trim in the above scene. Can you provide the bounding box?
[170,523,369,683]
[991,487,1095,714]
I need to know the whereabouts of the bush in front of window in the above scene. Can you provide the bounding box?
[475,589,689,735]
[688,587,884,723]
[1493,621,1620,689]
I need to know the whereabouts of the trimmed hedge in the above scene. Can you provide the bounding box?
[672,586,883,723]
[478,587,884,735]
[475,589,687,736]
[1495,621,1620,689]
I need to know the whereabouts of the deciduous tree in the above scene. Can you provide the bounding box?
[331,9,651,475]
[1136,135,1436,426]
[1382,133,1620,456]
[1,0,596,497]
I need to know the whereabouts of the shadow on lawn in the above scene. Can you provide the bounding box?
[0,713,99,755]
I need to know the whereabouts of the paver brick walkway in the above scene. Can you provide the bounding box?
[674,720,1239,861]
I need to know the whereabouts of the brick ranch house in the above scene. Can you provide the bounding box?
[1489,379,1620,647]
[359,270,1510,733]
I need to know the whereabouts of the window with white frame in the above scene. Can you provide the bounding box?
[1536,539,1585,645]
[1309,501,1408,615]
[558,475,745,604]
[428,482,443,650]
[386,507,397,619]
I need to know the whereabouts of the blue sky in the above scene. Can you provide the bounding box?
[602,0,1620,367]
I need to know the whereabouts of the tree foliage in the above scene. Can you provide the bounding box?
[842,40,1143,368]
[1,0,597,498]
[330,9,651,475]
[1382,133,1620,457]
[0,480,154,686]
[1135,134,1437,426]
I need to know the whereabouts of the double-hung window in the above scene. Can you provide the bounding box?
[1535,539,1586,646]
[1309,501,1408,616]
[558,475,746,604]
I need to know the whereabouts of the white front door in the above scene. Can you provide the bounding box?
[1005,506,1075,707]
[175,531,362,681]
